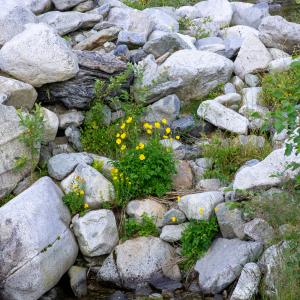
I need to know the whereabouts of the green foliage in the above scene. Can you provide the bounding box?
[91,160,104,173]
[124,0,200,10]
[112,138,176,207]
[121,213,159,240]
[179,16,212,39]
[180,217,219,270]
[0,193,14,207]
[203,133,272,183]
[14,156,29,171]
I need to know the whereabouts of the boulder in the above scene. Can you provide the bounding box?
[2,0,52,14]
[219,25,259,41]
[0,4,37,46]
[195,238,263,294]
[160,223,188,242]
[143,94,180,123]
[231,2,253,25]
[172,160,193,190]
[214,93,242,105]
[244,218,274,245]
[259,16,300,52]
[178,191,224,221]
[233,148,300,190]
[0,104,38,198]
[269,48,290,60]
[133,50,233,103]
[0,177,78,300]
[42,108,59,144]
[59,110,85,129]
[0,23,79,87]
[61,164,114,208]
[197,100,249,134]
[268,57,299,73]
[126,199,166,227]
[38,11,102,35]
[72,209,119,257]
[162,208,187,226]
[196,178,222,192]
[52,0,86,11]
[68,266,87,298]
[234,34,272,79]
[98,237,180,288]
[215,202,245,239]
[0,76,37,110]
[65,125,82,151]
[47,152,93,180]
[230,263,261,300]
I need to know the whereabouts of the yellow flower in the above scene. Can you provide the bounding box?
[139,154,145,161]
[120,123,126,129]
[199,207,204,216]
[171,216,177,223]
[162,118,167,125]
[169,138,173,142]
[177,196,181,202]
[113,176,118,181]
[214,207,219,213]
[116,133,120,138]
[126,116,133,124]
[80,190,85,196]
[111,167,118,174]
[136,145,140,150]
[143,122,150,129]
[154,122,161,129]
[163,135,168,139]
[147,129,152,135]
[84,203,89,209]
[175,135,180,140]
[165,127,171,134]
[121,133,126,139]
[121,144,126,151]
[139,143,145,150]
[116,138,122,145]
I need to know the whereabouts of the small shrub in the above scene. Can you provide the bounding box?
[179,16,212,39]
[180,217,219,270]
[124,0,200,10]
[203,133,272,183]
[63,176,89,216]
[121,213,159,240]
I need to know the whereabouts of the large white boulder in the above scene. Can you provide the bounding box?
[72,209,119,257]
[197,100,249,134]
[0,23,79,87]
[220,25,259,41]
[134,50,233,103]
[0,177,78,300]
[2,0,52,14]
[233,148,300,190]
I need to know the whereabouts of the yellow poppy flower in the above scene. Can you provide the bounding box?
[171,216,177,223]
[79,190,85,196]
[126,116,133,123]
[163,135,168,139]
[121,144,126,151]
[199,207,204,215]
[120,123,126,129]
[165,127,171,134]
[147,129,152,135]
[116,138,122,145]
[139,143,145,149]
[162,118,167,125]
[143,122,150,129]
[177,196,181,202]
[154,122,161,128]
[84,203,89,209]
[175,135,180,140]
[111,168,118,174]
[116,133,120,138]
[121,133,126,139]
[139,154,145,160]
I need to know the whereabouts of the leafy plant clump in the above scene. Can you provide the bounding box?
[180,217,219,270]
[124,0,199,10]
[121,213,159,240]
[63,176,89,216]
[203,134,272,183]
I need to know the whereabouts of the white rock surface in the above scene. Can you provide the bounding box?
[52,0,86,11]
[160,223,188,242]
[42,108,59,143]
[0,23,79,87]
[2,0,52,14]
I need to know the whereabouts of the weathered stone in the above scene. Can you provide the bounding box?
[197,100,249,134]
[38,11,102,35]
[52,0,86,11]
[160,223,188,242]
[220,25,259,41]
[134,50,233,103]
[214,93,242,105]
[68,266,87,298]
[196,178,222,191]
[234,34,272,79]
[245,74,260,87]
[126,199,166,227]
[59,110,85,129]
[233,148,300,190]
[0,76,37,110]
[65,125,82,151]
[172,160,193,190]
[61,164,114,208]
[224,82,236,94]
[268,57,299,73]
[2,0,52,14]
[72,209,119,257]
[0,23,79,87]
[178,191,224,221]
[269,48,290,60]
[195,238,263,294]
[244,218,274,245]
[0,177,78,300]
[73,0,95,12]
[230,263,261,300]
[47,152,93,180]
[42,108,59,144]
[259,16,300,52]
[232,75,245,91]
[162,208,187,226]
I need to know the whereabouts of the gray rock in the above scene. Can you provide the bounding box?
[196,178,222,191]
[0,105,39,198]
[130,48,147,64]
[195,37,225,53]
[0,23,79,87]
[59,110,85,129]
[178,191,224,221]
[197,100,249,134]
[47,152,93,180]
[223,36,242,58]
[231,2,269,29]
[38,11,102,35]
[215,202,245,239]
[224,82,236,94]
[97,253,122,286]
[42,108,59,144]
[162,208,187,226]
[214,93,242,105]
[126,199,167,227]
[118,31,147,47]
[65,125,83,151]
[73,0,95,12]
[68,266,87,298]
[231,2,254,25]
[259,16,300,52]
[143,34,193,58]
[176,6,201,20]
[61,164,114,208]
[234,34,272,79]
[114,44,130,58]
[160,223,188,242]
[244,218,274,245]
[237,134,265,149]
[268,57,299,73]
[0,76,37,110]
[172,160,194,190]
[12,176,32,196]
[195,238,263,294]
[0,4,37,46]
[0,177,78,300]
[171,115,195,132]
[245,74,260,87]
[89,154,114,179]
[52,0,86,11]
[268,48,290,60]
[38,50,127,109]
[134,50,233,103]
[233,148,300,190]
[220,25,259,41]
[230,263,261,300]
[232,75,245,91]
[2,0,51,14]
[72,209,119,257]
